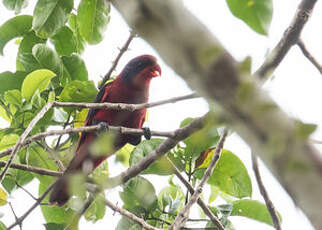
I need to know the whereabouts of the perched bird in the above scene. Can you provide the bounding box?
[49,55,161,206]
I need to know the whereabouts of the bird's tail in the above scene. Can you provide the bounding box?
[49,176,70,206]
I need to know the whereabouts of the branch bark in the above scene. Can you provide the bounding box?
[169,129,228,230]
[110,0,322,228]
[255,0,318,79]
[297,39,322,74]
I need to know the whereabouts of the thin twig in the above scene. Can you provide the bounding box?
[99,31,136,89]
[0,160,62,177]
[9,202,22,230]
[0,102,54,183]
[170,129,228,230]
[36,141,65,172]
[297,39,322,74]
[252,153,282,230]
[166,156,224,230]
[105,199,161,230]
[53,92,198,111]
[0,125,176,159]
[16,182,37,200]
[7,182,56,230]
[255,0,318,79]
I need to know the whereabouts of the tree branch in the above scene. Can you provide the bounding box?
[99,31,136,89]
[255,0,318,79]
[105,199,161,230]
[111,1,322,228]
[169,129,228,230]
[297,39,322,74]
[252,153,282,230]
[0,102,54,183]
[166,156,224,230]
[7,182,56,230]
[104,114,207,189]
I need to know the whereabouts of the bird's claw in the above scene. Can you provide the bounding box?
[142,127,151,140]
[98,122,109,132]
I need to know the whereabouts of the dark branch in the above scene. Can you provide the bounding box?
[297,39,322,74]
[99,31,136,89]
[255,0,318,79]
[252,153,282,230]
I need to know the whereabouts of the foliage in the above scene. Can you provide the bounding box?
[0,0,276,229]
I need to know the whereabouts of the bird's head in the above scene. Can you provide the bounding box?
[120,55,161,89]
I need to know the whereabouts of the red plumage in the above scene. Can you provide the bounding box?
[49,55,161,206]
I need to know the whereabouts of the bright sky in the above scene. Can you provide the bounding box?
[0,0,321,229]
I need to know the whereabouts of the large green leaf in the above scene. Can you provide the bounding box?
[194,149,252,198]
[116,217,141,230]
[59,80,98,110]
[21,69,56,101]
[50,26,77,56]
[84,193,106,222]
[180,116,219,159]
[226,0,273,35]
[77,0,110,44]
[4,90,22,107]
[0,71,26,94]
[129,139,173,175]
[61,54,88,81]
[2,0,29,14]
[32,0,73,38]
[0,15,32,55]
[32,44,63,77]
[16,31,46,71]
[0,133,19,151]
[231,199,282,226]
[68,13,85,53]
[120,176,158,212]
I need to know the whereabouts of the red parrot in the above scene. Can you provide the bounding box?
[49,55,161,206]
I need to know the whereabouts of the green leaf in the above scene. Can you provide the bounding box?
[129,139,173,175]
[59,80,98,111]
[4,90,22,107]
[68,13,85,53]
[0,15,32,55]
[115,144,134,167]
[2,168,34,194]
[158,185,184,214]
[116,217,142,230]
[32,0,73,38]
[44,223,66,230]
[180,116,219,159]
[226,0,273,35]
[231,199,282,226]
[77,0,110,44]
[295,121,317,139]
[3,0,29,14]
[62,54,88,81]
[50,26,77,56]
[32,44,63,77]
[0,221,6,230]
[0,71,26,95]
[0,188,8,206]
[84,193,106,222]
[195,149,252,198]
[120,176,158,212]
[16,31,46,71]
[0,134,19,151]
[21,69,56,101]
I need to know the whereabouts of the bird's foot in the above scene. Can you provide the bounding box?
[142,127,151,140]
[98,122,109,133]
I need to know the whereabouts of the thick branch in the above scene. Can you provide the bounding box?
[0,161,62,177]
[297,39,322,74]
[105,199,160,230]
[100,31,136,89]
[256,0,318,79]
[252,153,282,230]
[111,1,322,228]
[170,129,228,230]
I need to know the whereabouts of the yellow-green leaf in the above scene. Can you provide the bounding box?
[0,188,8,206]
[21,69,56,101]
